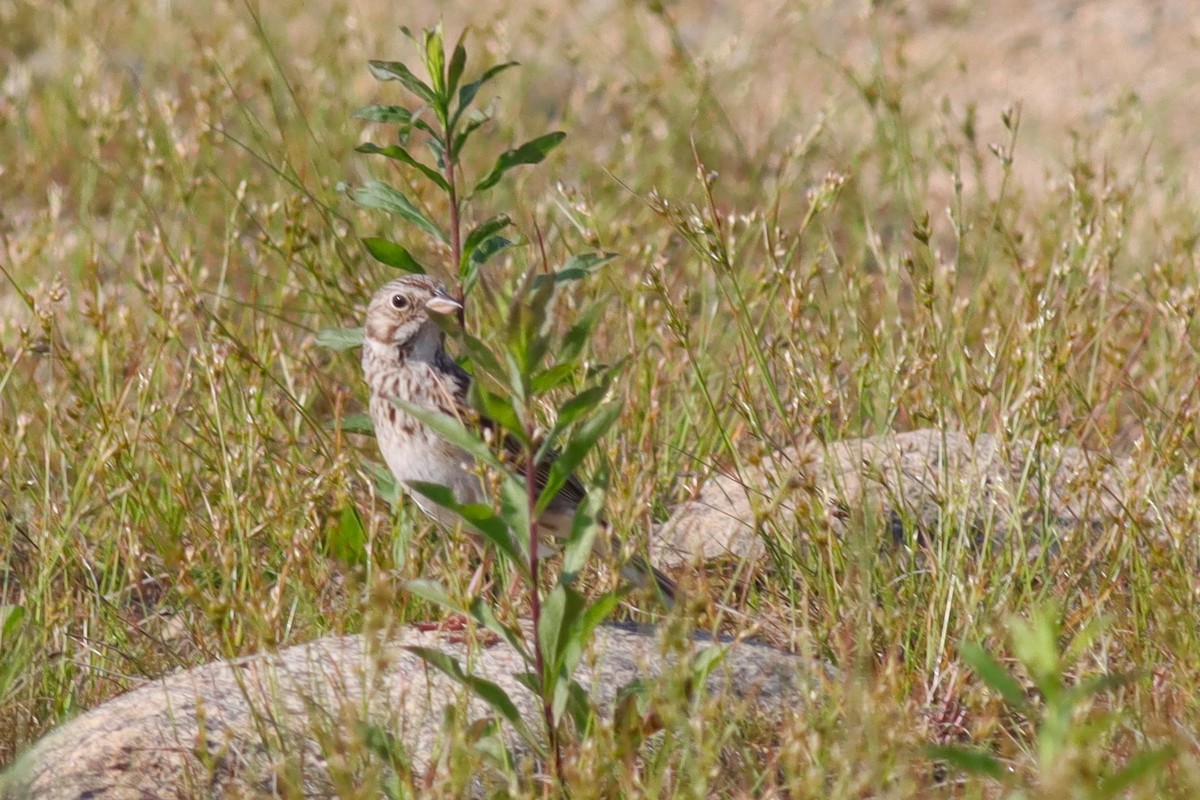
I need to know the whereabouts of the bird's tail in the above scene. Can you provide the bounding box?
[620,554,677,606]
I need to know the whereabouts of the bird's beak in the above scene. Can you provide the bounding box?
[425,292,462,316]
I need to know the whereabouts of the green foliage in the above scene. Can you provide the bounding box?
[931,608,1176,797]
[316,25,636,786]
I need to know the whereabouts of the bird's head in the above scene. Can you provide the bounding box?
[364,275,462,356]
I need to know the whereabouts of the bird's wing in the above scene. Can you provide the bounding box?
[437,351,589,512]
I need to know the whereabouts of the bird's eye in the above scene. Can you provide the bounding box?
[391,294,409,310]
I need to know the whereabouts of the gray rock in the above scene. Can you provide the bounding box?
[653,429,1190,568]
[2,622,825,799]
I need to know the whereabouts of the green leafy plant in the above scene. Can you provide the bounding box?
[930,607,1175,797]
[349,24,564,300]
[319,25,653,789]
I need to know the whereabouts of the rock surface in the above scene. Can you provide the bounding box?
[653,429,1192,569]
[2,622,822,799]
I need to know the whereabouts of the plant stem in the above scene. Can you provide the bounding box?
[526,433,563,787]
[444,133,464,316]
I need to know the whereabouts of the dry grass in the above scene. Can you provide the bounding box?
[4,0,1200,795]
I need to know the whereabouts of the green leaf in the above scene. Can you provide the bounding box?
[461,215,512,272]
[390,398,499,470]
[560,488,603,585]
[350,180,448,244]
[363,461,401,509]
[462,236,515,299]
[352,104,437,140]
[423,25,446,99]
[925,744,1007,780]
[353,104,416,124]
[454,61,518,124]
[403,646,541,751]
[355,720,414,797]
[336,413,374,435]
[1010,610,1062,698]
[452,107,493,157]
[538,584,589,725]
[326,505,367,567]
[405,480,527,568]
[363,237,425,273]
[468,596,532,663]
[405,578,468,615]
[0,605,24,642]
[1097,746,1176,799]
[316,326,365,350]
[560,305,602,363]
[529,363,575,395]
[470,235,515,267]
[539,585,568,679]
[960,642,1028,711]
[474,131,567,193]
[458,332,508,384]
[532,251,618,289]
[536,401,622,516]
[446,35,467,99]
[470,386,525,443]
[356,143,450,192]
[368,60,437,105]
[573,590,624,662]
[554,383,610,430]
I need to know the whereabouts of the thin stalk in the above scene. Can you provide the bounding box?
[526,432,563,786]
[443,131,467,327]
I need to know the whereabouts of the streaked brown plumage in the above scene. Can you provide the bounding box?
[362,275,674,600]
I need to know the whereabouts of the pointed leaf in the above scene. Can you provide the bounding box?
[454,61,518,124]
[447,35,467,98]
[326,505,367,566]
[458,331,508,384]
[925,744,1007,780]
[316,326,365,351]
[536,401,622,516]
[335,412,374,435]
[350,180,448,244]
[470,386,525,441]
[469,596,532,663]
[405,578,468,616]
[532,251,618,289]
[423,25,447,99]
[560,305,602,363]
[1,605,25,643]
[1096,746,1176,799]
[573,590,625,666]
[354,104,416,124]
[452,107,494,157]
[403,646,540,750]
[363,461,401,509]
[554,383,609,430]
[405,480,526,568]
[530,363,575,396]
[363,237,425,273]
[474,132,567,193]
[353,104,438,139]
[560,487,603,585]
[461,215,512,272]
[368,60,437,105]
[961,642,1028,711]
[469,235,515,267]
[462,236,514,298]
[356,143,450,192]
[389,398,500,470]
[539,585,569,679]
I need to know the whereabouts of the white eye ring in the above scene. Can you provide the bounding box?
[391,294,409,310]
